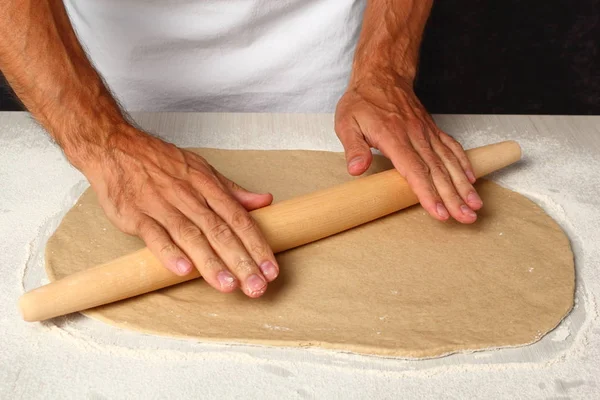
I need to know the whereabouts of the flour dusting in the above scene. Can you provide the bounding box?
[263,324,292,332]
[4,114,600,399]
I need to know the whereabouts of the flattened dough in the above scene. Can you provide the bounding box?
[46,149,574,358]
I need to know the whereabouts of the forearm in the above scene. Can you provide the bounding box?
[351,0,433,84]
[0,0,130,168]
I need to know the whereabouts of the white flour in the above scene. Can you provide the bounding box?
[2,114,599,399]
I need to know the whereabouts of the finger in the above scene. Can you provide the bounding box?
[203,186,279,287]
[212,169,273,211]
[438,131,476,184]
[406,129,477,224]
[212,176,280,282]
[335,118,373,176]
[197,177,278,283]
[135,216,194,277]
[378,135,449,221]
[430,136,483,211]
[171,180,272,297]
[209,175,280,283]
[200,209,271,297]
[147,204,240,293]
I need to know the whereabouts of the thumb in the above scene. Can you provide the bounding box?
[214,170,273,211]
[336,123,373,176]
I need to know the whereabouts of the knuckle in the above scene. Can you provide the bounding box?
[249,241,269,257]
[179,223,204,242]
[447,137,460,147]
[407,118,427,134]
[190,169,218,189]
[412,133,430,149]
[452,142,466,154]
[438,146,457,162]
[429,162,450,181]
[210,223,236,245]
[203,257,223,273]
[438,130,451,139]
[445,135,465,151]
[231,210,257,232]
[409,161,430,177]
[346,141,366,155]
[190,199,208,215]
[382,112,401,126]
[441,131,458,143]
[234,258,255,275]
[186,196,209,215]
[172,180,192,198]
[159,242,178,255]
[201,211,221,229]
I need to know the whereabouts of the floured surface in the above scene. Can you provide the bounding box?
[4,113,599,399]
[45,148,574,358]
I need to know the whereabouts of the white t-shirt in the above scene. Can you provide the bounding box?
[64,0,365,112]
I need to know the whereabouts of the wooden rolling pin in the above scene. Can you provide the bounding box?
[20,140,521,322]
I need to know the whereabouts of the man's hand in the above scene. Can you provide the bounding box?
[0,2,278,298]
[80,128,279,297]
[335,72,482,224]
[338,0,482,224]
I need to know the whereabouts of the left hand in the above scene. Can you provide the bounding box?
[335,72,483,224]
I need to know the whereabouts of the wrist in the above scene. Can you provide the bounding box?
[350,48,418,88]
[58,113,137,173]
[38,86,134,169]
[349,67,414,91]
[351,10,426,87]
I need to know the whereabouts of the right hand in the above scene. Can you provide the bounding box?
[76,127,279,298]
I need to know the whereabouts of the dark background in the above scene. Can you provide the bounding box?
[1,0,599,114]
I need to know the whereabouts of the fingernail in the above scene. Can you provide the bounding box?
[467,191,482,206]
[466,170,476,183]
[246,274,267,295]
[217,271,236,289]
[348,157,364,169]
[259,261,279,281]
[461,204,477,218]
[176,258,193,275]
[436,203,449,219]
